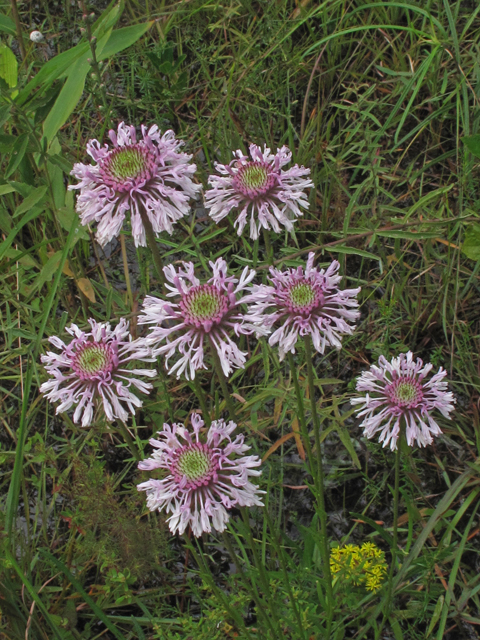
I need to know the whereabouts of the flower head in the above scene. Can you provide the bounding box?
[330,542,387,592]
[40,318,156,427]
[137,413,264,536]
[351,351,455,450]
[70,122,201,247]
[245,253,360,360]
[205,144,313,240]
[138,258,269,380]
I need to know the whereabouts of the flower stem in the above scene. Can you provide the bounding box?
[138,207,166,290]
[303,336,334,635]
[262,228,274,265]
[119,232,134,310]
[287,352,316,489]
[192,376,211,427]
[116,421,141,462]
[377,439,401,638]
[207,335,238,423]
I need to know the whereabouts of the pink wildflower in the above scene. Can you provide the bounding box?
[40,318,156,427]
[137,413,264,536]
[138,258,269,380]
[245,252,361,360]
[351,352,455,450]
[70,122,201,247]
[205,144,313,240]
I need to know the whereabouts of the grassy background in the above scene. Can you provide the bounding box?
[1,0,480,638]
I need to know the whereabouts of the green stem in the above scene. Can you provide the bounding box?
[116,421,141,462]
[287,352,317,490]
[207,335,237,423]
[222,531,276,637]
[138,207,166,290]
[303,337,334,636]
[192,376,211,427]
[377,441,401,638]
[239,510,282,637]
[119,232,134,309]
[262,228,274,265]
[263,509,308,640]
[186,534,254,640]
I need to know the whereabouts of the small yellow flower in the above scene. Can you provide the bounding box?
[329,542,387,592]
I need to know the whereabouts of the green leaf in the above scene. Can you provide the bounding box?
[4,134,29,179]
[4,550,65,640]
[326,244,381,263]
[0,45,18,88]
[0,13,16,35]
[462,223,480,261]
[98,21,154,60]
[39,550,129,640]
[463,134,480,159]
[335,424,361,469]
[42,58,89,145]
[16,3,122,106]
[16,41,89,106]
[0,183,15,195]
[375,229,439,240]
[0,206,43,261]
[31,250,63,292]
[13,185,48,218]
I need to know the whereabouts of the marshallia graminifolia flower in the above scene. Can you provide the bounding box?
[138,258,269,380]
[137,413,264,536]
[204,143,313,240]
[351,351,455,450]
[70,122,201,247]
[40,318,156,427]
[244,252,361,360]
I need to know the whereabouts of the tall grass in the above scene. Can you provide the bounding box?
[1,0,480,638]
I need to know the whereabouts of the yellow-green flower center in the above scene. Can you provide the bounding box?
[188,290,222,320]
[289,282,316,309]
[240,163,269,190]
[77,345,109,374]
[395,382,418,404]
[177,449,211,481]
[108,147,149,181]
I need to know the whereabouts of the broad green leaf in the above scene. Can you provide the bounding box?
[31,250,63,292]
[462,223,480,261]
[463,134,480,159]
[4,133,28,179]
[16,2,122,106]
[42,58,89,145]
[16,41,89,106]
[13,185,48,218]
[0,13,16,35]
[98,21,154,60]
[0,45,17,88]
[335,424,361,469]
[0,184,15,195]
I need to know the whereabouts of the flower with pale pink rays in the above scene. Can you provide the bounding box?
[70,122,201,248]
[244,253,361,360]
[138,258,269,380]
[351,351,455,451]
[137,413,264,536]
[40,318,156,427]
[204,143,313,240]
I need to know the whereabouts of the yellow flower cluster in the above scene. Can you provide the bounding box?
[329,542,388,592]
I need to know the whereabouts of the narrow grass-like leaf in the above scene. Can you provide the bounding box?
[39,549,129,640]
[4,550,65,640]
